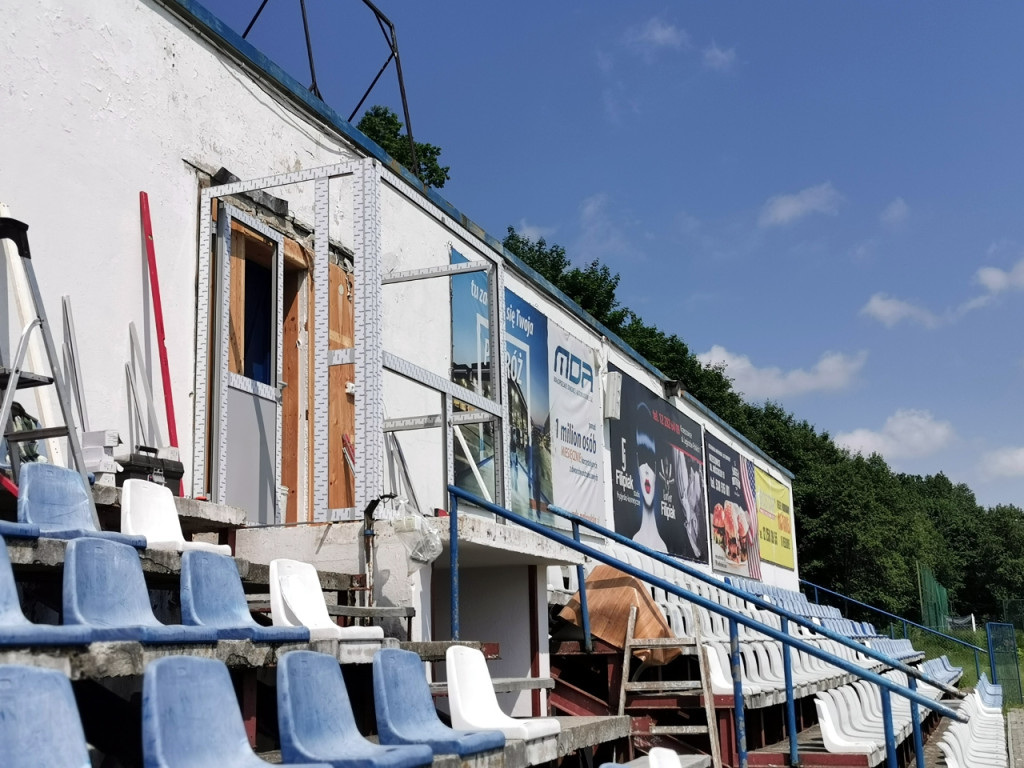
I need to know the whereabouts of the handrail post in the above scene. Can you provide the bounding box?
[902,619,908,639]
[728,615,748,768]
[449,494,459,640]
[988,624,997,682]
[908,675,925,768]
[974,649,980,681]
[881,688,897,768]
[571,520,592,653]
[813,584,819,604]
[781,617,799,768]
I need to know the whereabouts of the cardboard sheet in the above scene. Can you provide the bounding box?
[558,564,681,665]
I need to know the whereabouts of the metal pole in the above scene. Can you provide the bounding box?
[781,617,799,767]
[728,616,748,768]
[903,620,909,639]
[298,0,323,99]
[449,495,459,640]
[881,688,897,768]
[974,649,981,681]
[571,520,592,653]
[908,675,925,768]
[1014,632,1022,706]
[988,623,998,682]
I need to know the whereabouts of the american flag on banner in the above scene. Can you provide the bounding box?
[741,457,763,580]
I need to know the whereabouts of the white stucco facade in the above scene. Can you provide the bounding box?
[3,0,802,678]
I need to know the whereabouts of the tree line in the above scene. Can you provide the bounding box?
[358,106,1023,624]
[504,227,1024,624]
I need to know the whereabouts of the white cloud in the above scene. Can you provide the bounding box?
[702,42,736,72]
[625,18,689,52]
[515,218,555,242]
[861,293,941,329]
[880,197,909,226]
[981,447,1024,479]
[574,193,640,265]
[836,410,955,460]
[975,258,1024,294]
[758,182,842,227]
[863,254,1024,330]
[697,345,867,400]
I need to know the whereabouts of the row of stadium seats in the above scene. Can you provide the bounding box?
[0,534,381,646]
[0,462,229,555]
[0,648,508,768]
[548,544,951,714]
[938,675,1006,768]
[815,669,943,763]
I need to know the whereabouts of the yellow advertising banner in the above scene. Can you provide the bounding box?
[754,467,795,569]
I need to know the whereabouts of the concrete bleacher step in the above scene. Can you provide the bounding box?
[430,676,554,695]
[399,640,499,661]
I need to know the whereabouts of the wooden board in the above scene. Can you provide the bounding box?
[328,263,355,510]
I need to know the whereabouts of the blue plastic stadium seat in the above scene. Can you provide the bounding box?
[64,537,218,643]
[0,535,92,646]
[18,462,146,548]
[143,655,332,768]
[373,648,505,757]
[279,650,433,768]
[0,520,39,539]
[181,550,309,642]
[0,664,92,768]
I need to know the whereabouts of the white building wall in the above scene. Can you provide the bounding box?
[1,0,361,490]
[4,0,801,598]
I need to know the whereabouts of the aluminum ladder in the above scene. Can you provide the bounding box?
[0,218,95,521]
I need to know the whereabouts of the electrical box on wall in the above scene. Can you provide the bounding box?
[603,370,622,420]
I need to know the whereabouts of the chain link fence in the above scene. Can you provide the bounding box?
[986,622,1022,706]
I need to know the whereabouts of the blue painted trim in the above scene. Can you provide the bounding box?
[801,578,986,653]
[781,617,800,768]
[160,0,794,480]
[908,676,925,768]
[449,486,965,721]
[571,521,593,653]
[547,503,963,698]
[449,497,459,641]
[881,689,898,768]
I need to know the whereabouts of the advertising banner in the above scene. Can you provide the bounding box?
[754,467,795,569]
[608,366,709,562]
[705,433,762,578]
[504,290,552,520]
[548,323,604,521]
[450,250,603,523]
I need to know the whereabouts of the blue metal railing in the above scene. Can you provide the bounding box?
[801,577,987,679]
[446,486,967,768]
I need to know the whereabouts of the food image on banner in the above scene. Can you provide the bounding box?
[548,324,603,523]
[608,366,708,563]
[705,433,762,578]
[754,467,795,569]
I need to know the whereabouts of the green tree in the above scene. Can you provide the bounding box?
[501,225,1021,622]
[357,106,450,189]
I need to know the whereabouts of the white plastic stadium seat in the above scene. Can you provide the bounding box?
[445,645,560,740]
[121,479,231,555]
[269,558,384,642]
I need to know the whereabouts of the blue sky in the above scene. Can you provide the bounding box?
[202,1,1024,508]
